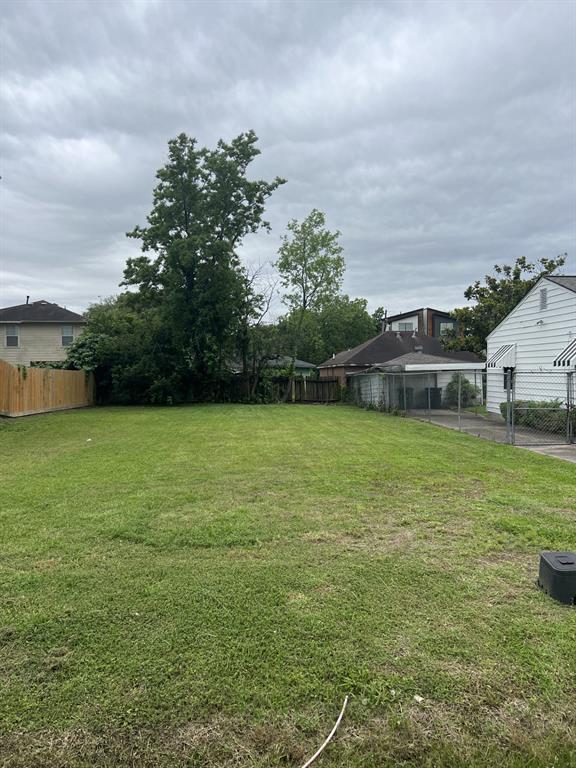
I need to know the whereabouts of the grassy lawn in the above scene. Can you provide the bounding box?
[1,404,575,767]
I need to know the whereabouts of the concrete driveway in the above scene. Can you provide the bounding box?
[409,409,576,463]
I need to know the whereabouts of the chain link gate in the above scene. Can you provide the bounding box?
[505,370,575,446]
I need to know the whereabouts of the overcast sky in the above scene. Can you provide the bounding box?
[1,0,575,317]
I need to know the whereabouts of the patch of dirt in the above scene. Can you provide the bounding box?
[2,701,575,768]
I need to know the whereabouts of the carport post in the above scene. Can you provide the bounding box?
[476,370,484,406]
[457,372,462,431]
[403,374,407,413]
[427,372,432,421]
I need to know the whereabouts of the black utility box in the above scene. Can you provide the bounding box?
[538,551,576,605]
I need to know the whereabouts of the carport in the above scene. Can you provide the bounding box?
[348,352,485,411]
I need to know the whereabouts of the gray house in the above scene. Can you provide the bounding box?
[264,356,317,378]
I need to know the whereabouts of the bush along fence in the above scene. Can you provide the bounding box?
[0,360,95,417]
[349,367,575,447]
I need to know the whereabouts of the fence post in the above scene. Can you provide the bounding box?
[567,372,574,444]
[457,372,462,431]
[511,370,516,444]
[505,369,512,444]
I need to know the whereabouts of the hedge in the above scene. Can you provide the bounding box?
[499,399,575,435]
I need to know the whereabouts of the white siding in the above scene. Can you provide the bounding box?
[0,323,84,366]
[486,279,576,413]
[352,372,388,406]
[390,315,419,331]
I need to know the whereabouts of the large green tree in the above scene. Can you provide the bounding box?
[124,131,285,397]
[444,255,567,357]
[275,209,344,359]
[276,209,344,314]
[275,209,344,397]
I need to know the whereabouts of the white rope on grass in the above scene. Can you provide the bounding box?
[299,695,349,768]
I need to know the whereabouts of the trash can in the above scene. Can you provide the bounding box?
[397,387,414,410]
[424,387,442,409]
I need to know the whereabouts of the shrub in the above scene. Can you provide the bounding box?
[443,374,479,408]
[499,399,574,435]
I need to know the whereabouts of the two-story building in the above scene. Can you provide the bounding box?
[0,299,86,366]
[384,307,458,337]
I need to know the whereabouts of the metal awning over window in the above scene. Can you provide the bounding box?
[487,344,516,368]
[553,338,576,367]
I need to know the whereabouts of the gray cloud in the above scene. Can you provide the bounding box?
[1,0,574,316]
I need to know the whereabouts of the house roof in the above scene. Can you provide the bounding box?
[266,356,316,369]
[0,300,85,324]
[379,352,470,367]
[545,275,576,294]
[318,332,481,368]
[386,307,452,322]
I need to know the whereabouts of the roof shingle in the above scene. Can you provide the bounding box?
[545,275,576,294]
[0,300,85,323]
[318,332,481,368]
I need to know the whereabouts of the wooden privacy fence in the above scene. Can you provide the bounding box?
[0,360,95,417]
[291,377,341,403]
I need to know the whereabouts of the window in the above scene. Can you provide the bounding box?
[540,288,548,310]
[61,325,74,347]
[5,325,19,347]
[398,322,413,331]
[439,321,454,336]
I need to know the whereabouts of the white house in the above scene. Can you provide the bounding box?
[485,275,576,415]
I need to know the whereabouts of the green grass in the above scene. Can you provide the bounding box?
[0,404,575,767]
[464,404,488,416]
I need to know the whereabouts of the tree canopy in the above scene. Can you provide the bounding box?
[68,131,285,403]
[444,255,567,357]
[275,209,345,316]
[276,294,377,365]
[123,130,285,399]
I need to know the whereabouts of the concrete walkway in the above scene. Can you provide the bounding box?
[410,409,576,464]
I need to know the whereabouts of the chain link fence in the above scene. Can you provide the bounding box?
[500,369,575,446]
[349,368,575,446]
